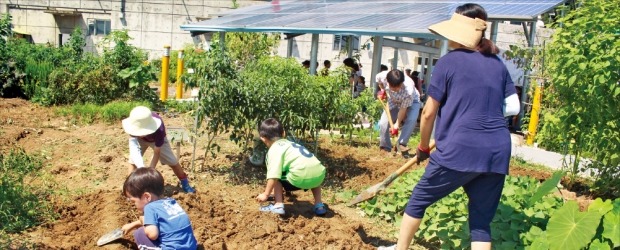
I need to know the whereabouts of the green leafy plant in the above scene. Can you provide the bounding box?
[0,13,26,98]
[530,198,620,250]
[183,38,376,162]
[0,149,56,233]
[361,170,567,249]
[182,42,239,160]
[537,0,620,198]
[6,27,154,105]
[214,32,280,66]
[118,62,159,105]
[546,201,603,250]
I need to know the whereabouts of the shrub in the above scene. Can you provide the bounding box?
[539,0,620,198]
[0,14,26,98]
[5,27,157,106]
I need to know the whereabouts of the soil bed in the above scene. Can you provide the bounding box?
[0,98,593,249]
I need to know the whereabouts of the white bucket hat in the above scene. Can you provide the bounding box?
[428,13,487,49]
[122,106,161,136]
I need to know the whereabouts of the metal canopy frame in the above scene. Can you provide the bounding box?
[181,0,563,37]
[180,0,566,120]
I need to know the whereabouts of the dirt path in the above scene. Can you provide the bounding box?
[1,98,402,249]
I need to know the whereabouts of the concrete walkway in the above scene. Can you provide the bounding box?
[510,134,590,172]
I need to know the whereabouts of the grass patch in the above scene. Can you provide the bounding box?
[163,99,197,114]
[56,101,152,124]
[0,149,57,234]
[510,155,554,172]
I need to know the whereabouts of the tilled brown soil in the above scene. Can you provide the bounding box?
[1,98,592,250]
[1,98,399,249]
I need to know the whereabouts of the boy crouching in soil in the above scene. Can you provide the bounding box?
[255,118,327,216]
[121,167,198,250]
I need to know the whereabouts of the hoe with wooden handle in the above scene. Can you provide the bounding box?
[348,141,436,206]
[378,93,401,154]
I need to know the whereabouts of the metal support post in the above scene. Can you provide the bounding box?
[370,36,384,94]
[518,21,539,128]
[392,37,400,70]
[426,54,434,85]
[347,35,354,58]
[310,34,319,75]
[490,21,498,43]
[219,31,226,52]
[160,45,171,101]
[175,49,184,99]
[419,54,427,76]
[526,82,542,145]
[522,22,532,47]
[439,39,449,57]
[287,38,294,57]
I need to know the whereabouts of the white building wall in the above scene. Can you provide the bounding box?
[1,0,264,57]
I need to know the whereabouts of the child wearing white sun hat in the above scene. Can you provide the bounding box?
[122,106,195,193]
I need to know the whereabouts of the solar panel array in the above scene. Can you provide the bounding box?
[181,0,564,37]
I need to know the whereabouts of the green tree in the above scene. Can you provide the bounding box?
[214,32,280,66]
[539,0,620,198]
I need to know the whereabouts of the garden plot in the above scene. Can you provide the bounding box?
[2,98,611,250]
[0,98,405,249]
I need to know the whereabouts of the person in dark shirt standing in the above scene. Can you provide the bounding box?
[379,3,520,250]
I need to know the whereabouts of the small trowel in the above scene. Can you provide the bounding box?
[96,228,123,246]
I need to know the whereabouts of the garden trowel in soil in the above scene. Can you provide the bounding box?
[96,228,123,246]
[348,141,435,206]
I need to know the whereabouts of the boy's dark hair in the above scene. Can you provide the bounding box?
[412,71,420,77]
[259,118,284,141]
[123,167,165,198]
[359,76,366,83]
[323,60,331,66]
[380,64,388,71]
[386,69,405,88]
[302,60,310,66]
[343,57,355,67]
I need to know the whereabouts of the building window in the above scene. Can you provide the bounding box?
[333,35,359,51]
[88,19,111,36]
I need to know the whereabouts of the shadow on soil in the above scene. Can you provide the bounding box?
[278,200,335,220]
[197,148,370,190]
[356,227,395,247]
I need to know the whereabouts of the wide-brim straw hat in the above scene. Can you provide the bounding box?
[428,13,488,49]
[122,106,161,136]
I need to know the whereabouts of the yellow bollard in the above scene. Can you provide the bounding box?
[160,45,171,101]
[526,82,542,145]
[175,49,184,99]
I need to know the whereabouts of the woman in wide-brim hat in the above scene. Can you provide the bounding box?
[378,3,521,250]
